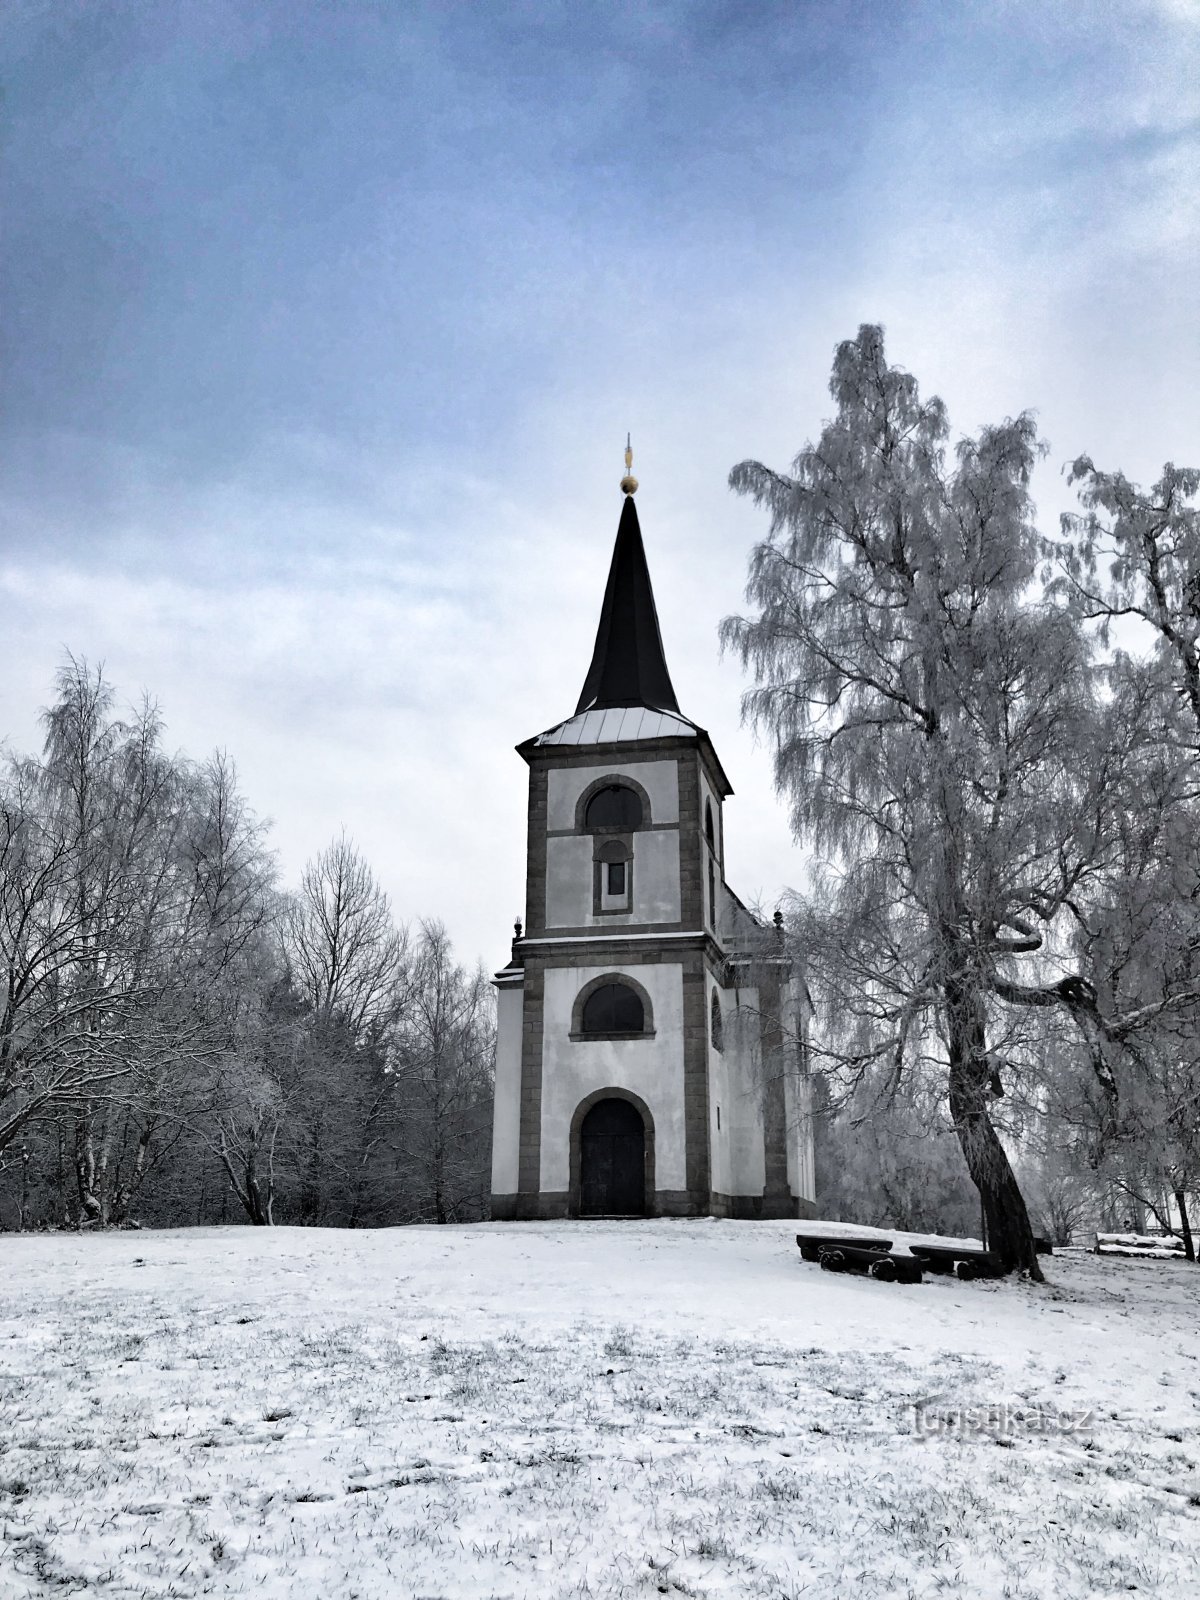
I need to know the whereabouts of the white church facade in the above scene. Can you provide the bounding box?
[490,464,817,1220]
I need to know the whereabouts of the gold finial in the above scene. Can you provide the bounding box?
[620,432,638,495]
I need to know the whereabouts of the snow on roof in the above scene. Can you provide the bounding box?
[530,705,701,746]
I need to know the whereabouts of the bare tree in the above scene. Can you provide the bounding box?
[213,1003,292,1228]
[178,750,276,983]
[283,832,407,1037]
[2,664,188,1192]
[271,834,409,1224]
[0,759,112,1155]
[815,1071,979,1237]
[0,661,281,1226]
[394,920,494,1224]
[0,665,505,1233]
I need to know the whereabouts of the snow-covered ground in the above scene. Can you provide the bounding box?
[1,1219,1197,1598]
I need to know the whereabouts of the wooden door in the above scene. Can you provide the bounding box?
[580,1098,645,1216]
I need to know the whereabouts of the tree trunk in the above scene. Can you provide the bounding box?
[56,1119,70,1228]
[434,1110,446,1225]
[945,974,1043,1279]
[264,1119,278,1226]
[245,1156,269,1226]
[96,1110,116,1227]
[218,1125,273,1226]
[109,1121,154,1226]
[74,1111,101,1223]
[1174,1189,1195,1263]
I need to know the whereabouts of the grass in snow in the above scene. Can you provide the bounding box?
[0,1224,1197,1599]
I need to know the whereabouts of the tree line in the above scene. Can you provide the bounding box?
[725,326,1200,1275]
[0,659,494,1230]
[8,331,1195,1268]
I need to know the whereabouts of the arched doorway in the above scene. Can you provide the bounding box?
[579,1098,646,1216]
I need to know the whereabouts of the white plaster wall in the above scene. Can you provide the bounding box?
[547,759,679,831]
[782,976,817,1203]
[490,983,525,1194]
[545,836,593,927]
[539,962,686,1193]
[721,989,767,1196]
[786,1072,817,1204]
[544,829,680,928]
[631,830,681,922]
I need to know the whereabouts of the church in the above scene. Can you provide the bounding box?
[490,453,817,1221]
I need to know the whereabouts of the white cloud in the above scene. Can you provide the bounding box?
[5,1,1199,969]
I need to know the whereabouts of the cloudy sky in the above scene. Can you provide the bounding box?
[2,0,1198,969]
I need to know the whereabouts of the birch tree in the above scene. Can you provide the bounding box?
[0,662,279,1224]
[1047,463,1200,1255]
[723,326,1112,1276]
[1,663,191,1208]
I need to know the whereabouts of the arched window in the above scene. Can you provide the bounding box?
[710,989,724,1053]
[581,982,645,1035]
[585,784,643,831]
[705,799,716,852]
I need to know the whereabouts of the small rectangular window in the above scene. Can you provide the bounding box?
[607,860,626,896]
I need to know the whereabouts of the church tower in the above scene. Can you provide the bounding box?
[490,452,816,1221]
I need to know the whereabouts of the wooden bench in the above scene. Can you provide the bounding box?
[816,1244,924,1283]
[908,1244,1006,1280]
[1094,1232,1187,1260]
[795,1232,892,1263]
[795,1235,923,1283]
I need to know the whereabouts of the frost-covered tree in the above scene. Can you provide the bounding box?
[1059,456,1200,727]
[1047,666,1200,1258]
[0,664,498,1232]
[283,832,408,1039]
[0,661,278,1225]
[723,327,1119,1277]
[393,921,494,1224]
[276,834,409,1224]
[1029,463,1200,1259]
[815,1073,979,1237]
[178,750,275,992]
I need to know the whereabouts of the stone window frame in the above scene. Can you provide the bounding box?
[710,987,724,1053]
[568,1087,656,1218]
[576,774,652,920]
[569,972,656,1042]
[593,836,633,917]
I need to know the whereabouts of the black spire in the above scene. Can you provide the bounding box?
[575,494,682,717]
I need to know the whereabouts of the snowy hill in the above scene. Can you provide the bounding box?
[1,1219,1197,1597]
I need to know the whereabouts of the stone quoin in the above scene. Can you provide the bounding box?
[490,452,818,1220]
